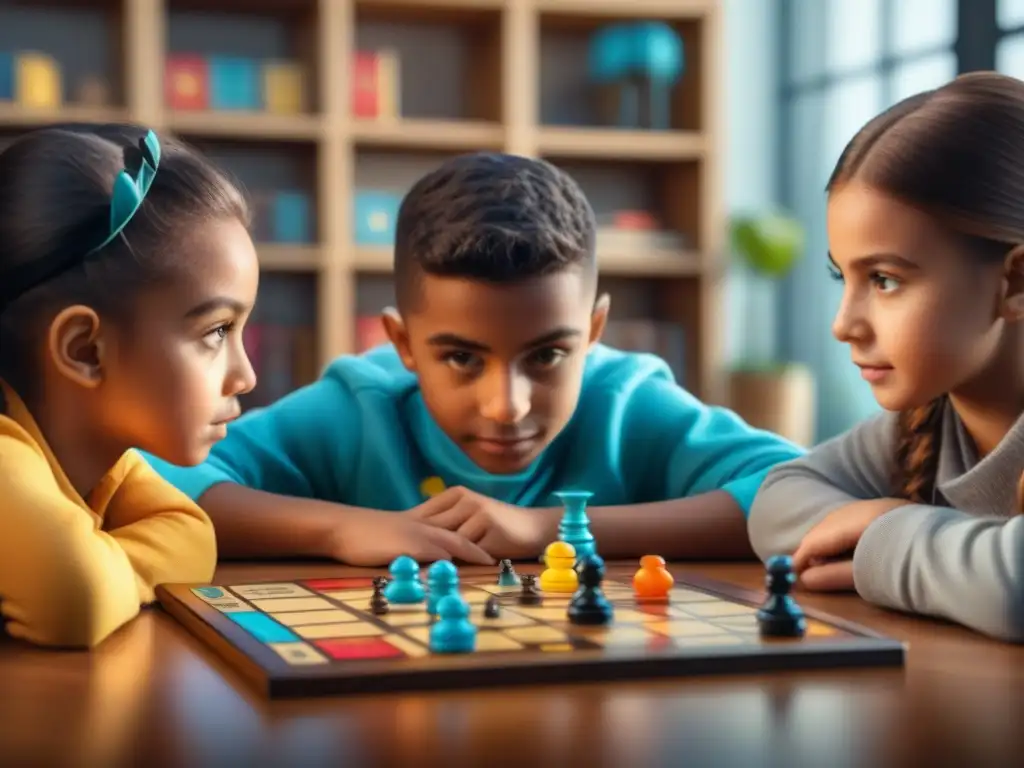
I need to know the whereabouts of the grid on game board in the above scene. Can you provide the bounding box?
[190,577,845,667]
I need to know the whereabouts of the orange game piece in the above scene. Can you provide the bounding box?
[633,554,674,598]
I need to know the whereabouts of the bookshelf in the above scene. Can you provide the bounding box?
[0,0,725,404]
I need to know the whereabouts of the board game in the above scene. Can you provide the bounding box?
[155,562,906,698]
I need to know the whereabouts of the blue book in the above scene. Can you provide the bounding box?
[209,56,259,111]
[353,190,402,246]
[271,191,312,243]
[0,53,13,101]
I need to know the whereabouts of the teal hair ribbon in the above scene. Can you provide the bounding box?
[87,129,161,255]
[0,129,163,313]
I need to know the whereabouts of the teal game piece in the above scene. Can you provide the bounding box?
[195,586,225,599]
[554,490,597,559]
[429,594,476,653]
[384,555,425,604]
[426,560,459,615]
[496,559,520,587]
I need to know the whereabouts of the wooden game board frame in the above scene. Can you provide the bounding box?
[156,571,905,699]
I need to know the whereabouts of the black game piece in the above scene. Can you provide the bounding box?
[518,574,542,605]
[370,576,390,616]
[483,595,501,618]
[757,555,807,637]
[567,554,613,625]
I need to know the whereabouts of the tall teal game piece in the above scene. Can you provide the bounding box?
[554,490,596,559]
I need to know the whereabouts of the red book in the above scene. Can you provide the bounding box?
[352,51,380,118]
[356,315,389,352]
[165,55,208,110]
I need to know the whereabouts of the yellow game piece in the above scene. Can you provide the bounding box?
[419,476,446,498]
[539,541,578,593]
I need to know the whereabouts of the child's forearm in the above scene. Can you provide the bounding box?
[547,491,756,561]
[199,483,364,560]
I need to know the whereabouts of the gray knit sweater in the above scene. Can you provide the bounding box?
[748,403,1024,642]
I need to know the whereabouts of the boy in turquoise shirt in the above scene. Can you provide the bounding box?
[145,153,804,566]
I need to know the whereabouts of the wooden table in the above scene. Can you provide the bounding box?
[2,562,1022,768]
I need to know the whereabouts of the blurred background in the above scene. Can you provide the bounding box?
[0,0,1014,447]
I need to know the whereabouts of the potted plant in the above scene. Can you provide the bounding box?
[728,213,816,446]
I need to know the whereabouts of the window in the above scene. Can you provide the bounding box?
[778,0,957,440]
[998,0,1024,74]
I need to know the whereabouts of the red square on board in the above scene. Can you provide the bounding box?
[315,637,405,661]
[303,578,376,591]
[165,55,208,110]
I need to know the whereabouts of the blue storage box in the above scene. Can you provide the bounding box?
[0,53,14,101]
[209,56,259,111]
[353,190,402,246]
[271,191,312,243]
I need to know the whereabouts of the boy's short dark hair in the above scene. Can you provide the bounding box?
[393,152,597,310]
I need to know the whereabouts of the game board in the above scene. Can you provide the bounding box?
[156,565,905,698]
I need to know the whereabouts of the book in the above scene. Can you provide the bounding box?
[352,49,399,119]
[165,55,208,110]
[16,52,61,109]
[353,190,401,246]
[209,56,259,111]
[271,191,313,244]
[356,315,390,352]
[0,53,13,102]
[263,61,305,114]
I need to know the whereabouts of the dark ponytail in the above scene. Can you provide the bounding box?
[826,73,1024,502]
[0,123,249,395]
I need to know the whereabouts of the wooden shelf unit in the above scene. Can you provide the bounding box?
[0,0,725,403]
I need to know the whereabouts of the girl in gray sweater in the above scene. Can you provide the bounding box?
[748,72,1024,643]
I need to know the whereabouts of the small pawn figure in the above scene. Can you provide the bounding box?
[483,595,501,619]
[369,577,389,615]
[568,553,614,625]
[540,541,579,593]
[633,554,674,599]
[497,559,520,587]
[757,554,807,638]
[426,560,459,616]
[429,594,477,653]
[383,555,425,604]
[518,574,542,605]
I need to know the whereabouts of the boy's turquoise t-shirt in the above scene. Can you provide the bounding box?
[144,344,804,516]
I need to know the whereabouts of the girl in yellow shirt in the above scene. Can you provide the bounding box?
[0,124,258,648]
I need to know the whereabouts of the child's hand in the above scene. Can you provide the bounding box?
[792,498,910,591]
[329,508,495,567]
[408,486,557,560]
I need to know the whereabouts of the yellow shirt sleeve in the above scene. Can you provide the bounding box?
[0,424,218,649]
[97,450,217,605]
[0,431,142,648]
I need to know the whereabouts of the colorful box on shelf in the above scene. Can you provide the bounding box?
[209,56,259,111]
[263,61,305,114]
[271,191,312,244]
[1,51,63,108]
[165,55,209,110]
[354,191,401,246]
[352,49,399,119]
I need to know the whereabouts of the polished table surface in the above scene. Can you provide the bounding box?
[2,561,1022,768]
